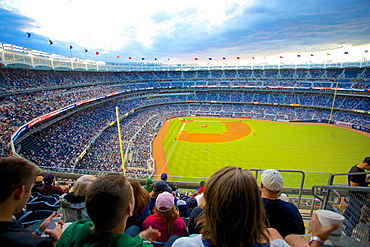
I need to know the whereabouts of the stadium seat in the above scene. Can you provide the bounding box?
[44,200,60,211]
[26,201,47,211]
[30,196,58,205]
[18,210,55,228]
[31,192,42,198]
[28,195,34,202]
[50,194,61,200]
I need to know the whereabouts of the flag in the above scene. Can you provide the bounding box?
[280,56,283,58]
[311,54,314,56]
[69,45,73,49]
[128,57,132,59]
[344,52,348,54]
[252,57,255,59]
[95,52,99,55]
[365,50,369,53]
[327,53,331,55]
[142,57,145,60]
[297,55,301,57]
[27,32,31,38]
[154,58,157,60]
[85,49,88,53]
[209,57,212,60]
[236,57,240,59]
[223,57,226,60]
[116,56,120,58]
[195,58,198,60]
[49,40,53,45]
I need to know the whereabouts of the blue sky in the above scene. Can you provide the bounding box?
[1,0,370,64]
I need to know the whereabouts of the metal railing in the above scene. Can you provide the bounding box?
[312,185,370,246]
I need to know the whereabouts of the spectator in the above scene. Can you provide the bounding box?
[57,173,160,246]
[185,197,198,217]
[40,173,64,195]
[149,180,172,212]
[161,173,178,196]
[58,175,96,223]
[197,181,205,194]
[143,192,188,242]
[161,173,168,182]
[143,178,154,193]
[187,197,204,235]
[58,182,69,193]
[176,200,188,218]
[260,169,305,237]
[0,156,62,246]
[192,181,205,206]
[343,157,370,236]
[126,177,151,230]
[32,175,44,193]
[348,157,370,187]
[172,166,289,247]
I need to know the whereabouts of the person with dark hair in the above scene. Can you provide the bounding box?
[196,181,205,194]
[260,169,305,237]
[348,157,370,187]
[0,156,62,246]
[161,173,168,182]
[176,200,188,218]
[57,173,160,246]
[185,197,198,217]
[126,177,151,230]
[173,166,338,247]
[40,173,63,195]
[149,180,172,212]
[343,157,370,236]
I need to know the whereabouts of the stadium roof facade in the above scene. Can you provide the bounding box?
[1,42,370,72]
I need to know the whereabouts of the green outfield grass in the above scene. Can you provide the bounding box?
[162,117,370,188]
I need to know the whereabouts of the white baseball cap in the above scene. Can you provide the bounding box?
[261,169,284,191]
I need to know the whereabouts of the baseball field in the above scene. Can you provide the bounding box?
[152,117,370,188]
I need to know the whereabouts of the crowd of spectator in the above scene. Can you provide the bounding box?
[1,68,370,92]
[0,68,369,174]
[10,97,369,178]
[1,156,347,246]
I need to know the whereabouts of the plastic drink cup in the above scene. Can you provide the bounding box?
[316,209,344,242]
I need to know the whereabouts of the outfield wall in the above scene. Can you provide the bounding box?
[290,118,370,133]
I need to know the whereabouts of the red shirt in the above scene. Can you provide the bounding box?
[142,214,188,242]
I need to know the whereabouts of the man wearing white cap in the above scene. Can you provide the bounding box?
[260,169,305,238]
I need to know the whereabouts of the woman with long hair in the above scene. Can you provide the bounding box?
[142,191,188,242]
[126,177,151,230]
[173,166,338,247]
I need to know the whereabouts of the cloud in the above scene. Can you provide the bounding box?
[0,8,37,42]
[0,0,369,63]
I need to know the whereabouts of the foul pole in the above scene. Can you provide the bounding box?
[328,81,339,124]
[115,107,126,175]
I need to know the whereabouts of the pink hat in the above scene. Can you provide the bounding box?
[156,192,174,212]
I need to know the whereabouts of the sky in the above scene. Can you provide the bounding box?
[0,0,370,65]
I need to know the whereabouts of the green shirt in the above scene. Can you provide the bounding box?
[57,219,153,247]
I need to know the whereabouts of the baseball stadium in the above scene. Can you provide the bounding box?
[1,44,370,245]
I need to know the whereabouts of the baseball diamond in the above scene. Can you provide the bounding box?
[153,117,370,188]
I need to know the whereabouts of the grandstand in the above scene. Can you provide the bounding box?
[1,42,370,246]
[0,42,369,173]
